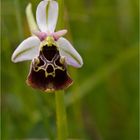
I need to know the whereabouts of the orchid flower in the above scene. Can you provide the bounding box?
[11,0,83,92]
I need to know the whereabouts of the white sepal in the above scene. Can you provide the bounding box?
[36,0,48,32]
[11,36,40,63]
[57,37,83,68]
[36,0,58,33]
[47,0,58,32]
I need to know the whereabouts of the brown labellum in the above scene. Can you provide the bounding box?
[26,44,73,92]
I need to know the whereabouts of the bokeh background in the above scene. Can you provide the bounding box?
[1,0,139,139]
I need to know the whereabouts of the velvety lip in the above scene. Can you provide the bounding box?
[26,44,73,92]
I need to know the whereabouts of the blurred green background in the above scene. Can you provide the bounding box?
[1,0,139,139]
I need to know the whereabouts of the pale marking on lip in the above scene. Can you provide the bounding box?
[33,50,66,78]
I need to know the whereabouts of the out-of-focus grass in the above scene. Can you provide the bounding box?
[1,0,139,140]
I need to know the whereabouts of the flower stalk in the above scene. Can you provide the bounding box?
[55,90,68,140]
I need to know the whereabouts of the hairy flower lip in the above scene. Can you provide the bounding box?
[27,44,73,91]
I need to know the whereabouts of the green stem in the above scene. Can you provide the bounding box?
[55,90,68,140]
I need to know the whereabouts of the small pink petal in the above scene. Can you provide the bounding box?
[52,30,67,41]
[32,31,47,41]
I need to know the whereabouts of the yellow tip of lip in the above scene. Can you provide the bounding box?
[45,88,55,93]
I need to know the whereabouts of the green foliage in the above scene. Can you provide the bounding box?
[1,0,139,139]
